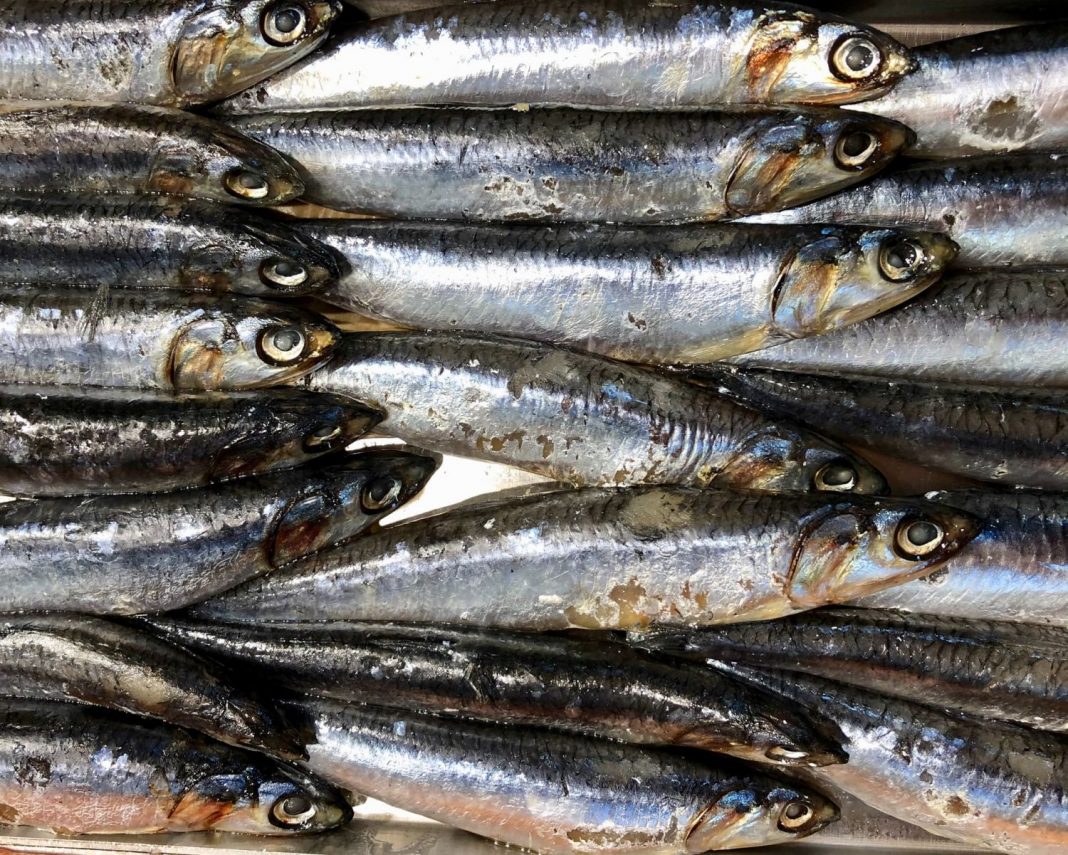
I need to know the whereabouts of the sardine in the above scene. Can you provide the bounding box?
[229,108,910,222]
[0,449,437,614]
[0,195,340,296]
[147,619,848,767]
[0,103,303,206]
[296,332,886,491]
[742,154,1068,268]
[640,608,1068,732]
[290,697,839,854]
[0,386,380,498]
[189,486,979,628]
[306,221,955,364]
[699,367,1068,489]
[0,699,350,835]
[0,0,340,106]
[0,288,338,391]
[218,0,914,113]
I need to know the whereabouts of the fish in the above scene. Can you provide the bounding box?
[0,449,437,614]
[0,386,380,498]
[217,0,914,113]
[229,108,910,222]
[0,288,338,392]
[146,618,847,767]
[0,0,340,106]
[721,664,1068,855]
[188,485,979,628]
[0,699,351,835]
[0,615,304,758]
[638,608,1068,733]
[697,367,1068,489]
[296,332,887,491]
[0,195,340,297]
[741,154,1068,268]
[856,23,1068,158]
[305,220,956,364]
[717,270,1068,387]
[289,697,839,854]
[0,103,303,206]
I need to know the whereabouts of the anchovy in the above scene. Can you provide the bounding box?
[742,154,1068,268]
[218,0,914,113]
[306,221,955,364]
[0,450,437,614]
[147,618,847,767]
[189,486,979,628]
[0,386,380,498]
[229,108,910,222]
[0,0,340,106]
[640,609,1068,732]
[0,103,303,206]
[296,332,886,491]
[0,288,338,391]
[290,697,839,854]
[0,699,350,835]
[719,271,1068,387]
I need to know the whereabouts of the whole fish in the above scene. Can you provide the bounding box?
[0,615,303,758]
[0,700,350,835]
[297,332,887,491]
[719,270,1068,387]
[0,0,340,106]
[0,450,437,614]
[640,609,1068,732]
[0,196,339,296]
[0,288,338,391]
[700,367,1068,489]
[307,221,956,364]
[291,698,839,854]
[742,154,1068,268]
[230,108,910,222]
[0,103,303,206]
[218,0,914,113]
[147,619,848,767]
[189,486,979,628]
[0,387,380,498]
[723,664,1068,855]
[857,24,1068,158]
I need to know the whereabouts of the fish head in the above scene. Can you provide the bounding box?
[270,447,439,565]
[725,111,911,216]
[789,498,982,608]
[686,782,839,851]
[172,0,341,105]
[771,227,958,337]
[729,701,848,768]
[167,298,339,391]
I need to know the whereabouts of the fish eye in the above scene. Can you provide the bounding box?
[361,476,404,513]
[225,169,271,201]
[778,801,814,832]
[258,325,308,365]
[879,238,926,281]
[766,745,811,763]
[813,461,857,492]
[833,130,880,171]
[895,519,945,559]
[270,793,317,826]
[261,258,309,290]
[303,422,345,452]
[830,35,883,81]
[263,3,308,45]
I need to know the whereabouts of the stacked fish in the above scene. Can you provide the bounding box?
[0,0,1064,853]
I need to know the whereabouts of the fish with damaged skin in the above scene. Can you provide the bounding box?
[189,486,979,628]
[306,220,956,364]
[230,107,910,223]
[0,449,437,614]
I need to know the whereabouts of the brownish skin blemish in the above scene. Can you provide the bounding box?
[560,395,574,414]
[563,607,604,630]
[945,796,970,817]
[608,579,653,628]
[13,758,50,788]
[535,435,555,459]
[650,255,667,278]
[488,430,526,452]
[627,312,648,331]
[693,592,708,610]
[0,804,18,824]
[968,95,1040,143]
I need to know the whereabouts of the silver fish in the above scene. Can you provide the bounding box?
[189,486,979,628]
[291,697,840,854]
[0,450,437,614]
[297,332,887,492]
[218,0,914,113]
[0,0,340,106]
[0,103,303,206]
[306,221,955,364]
[0,288,338,391]
[229,108,910,223]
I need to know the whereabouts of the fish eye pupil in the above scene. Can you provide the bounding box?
[907,521,940,547]
[895,518,946,558]
[785,802,808,821]
[842,132,872,159]
[362,477,403,512]
[274,260,302,277]
[258,325,308,365]
[274,7,302,32]
[264,3,307,44]
[886,241,918,270]
[845,43,874,72]
[282,795,311,816]
[225,170,271,201]
[832,36,882,81]
[273,327,302,352]
[815,461,856,492]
